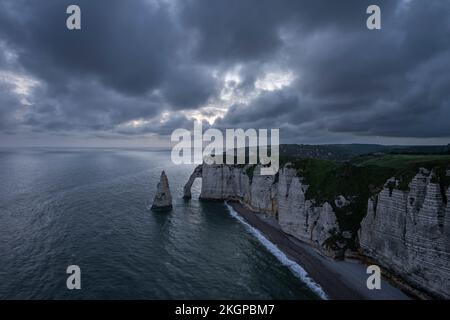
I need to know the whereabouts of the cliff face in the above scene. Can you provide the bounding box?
[359,169,450,298]
[191,164,251,201]
[277,167,342,256]
[184,163,342,256]
[185,162,450,298]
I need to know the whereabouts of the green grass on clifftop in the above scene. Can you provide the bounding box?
[280,154,450,249]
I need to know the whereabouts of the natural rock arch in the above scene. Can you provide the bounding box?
[183,165,203,199]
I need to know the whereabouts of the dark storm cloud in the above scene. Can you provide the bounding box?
[181,0,398,64]
[0,0,179,95]
[0,0,449,144]
[213,0,450,140]
[0,0,213,136]
[21,80,164,132]
[215,91,308,128]
[161,65,218,110]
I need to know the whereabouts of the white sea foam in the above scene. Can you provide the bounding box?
[225,202,328,300]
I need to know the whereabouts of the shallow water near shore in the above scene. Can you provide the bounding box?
[0,147,319,299]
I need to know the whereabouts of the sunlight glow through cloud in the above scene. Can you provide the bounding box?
[188,68,296,124]
[0,71,39,98]
[255,71,296,92]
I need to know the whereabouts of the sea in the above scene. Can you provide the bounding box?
[0,147,320,299]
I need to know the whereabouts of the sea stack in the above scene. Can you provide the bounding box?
[151,171,173,211]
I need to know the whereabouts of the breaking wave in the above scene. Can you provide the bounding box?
[225,202,328,300]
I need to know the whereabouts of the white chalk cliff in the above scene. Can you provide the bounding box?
[359,169,450,298]
[184,163,450,298]
[151,171,173,211]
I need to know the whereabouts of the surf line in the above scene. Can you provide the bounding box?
[224,202,328,300]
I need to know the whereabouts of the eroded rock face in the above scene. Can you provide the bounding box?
[185,162,450,297]
[359,169,450,298]
[277,167,341,256]
[196,164,250,200]
[184,163,341,255]
[248,166,276,214]
[151,171,173,211]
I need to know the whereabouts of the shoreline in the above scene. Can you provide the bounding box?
[226,200,412,300]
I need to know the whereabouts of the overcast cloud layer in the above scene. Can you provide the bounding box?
[0,0,449,146]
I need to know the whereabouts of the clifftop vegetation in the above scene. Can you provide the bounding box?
[280,154,450,248]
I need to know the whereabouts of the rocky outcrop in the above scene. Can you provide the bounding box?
[359,169,450,298]
[151,171,173,211]
[184,163,341,256]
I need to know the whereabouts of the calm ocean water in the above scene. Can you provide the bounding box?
[0,148,318,299]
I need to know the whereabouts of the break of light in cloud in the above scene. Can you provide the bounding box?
[185,68,295,124]
[255,71,296,92]
[0,71,39,101]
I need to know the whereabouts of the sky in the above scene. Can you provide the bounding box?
[0,0,449,147]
